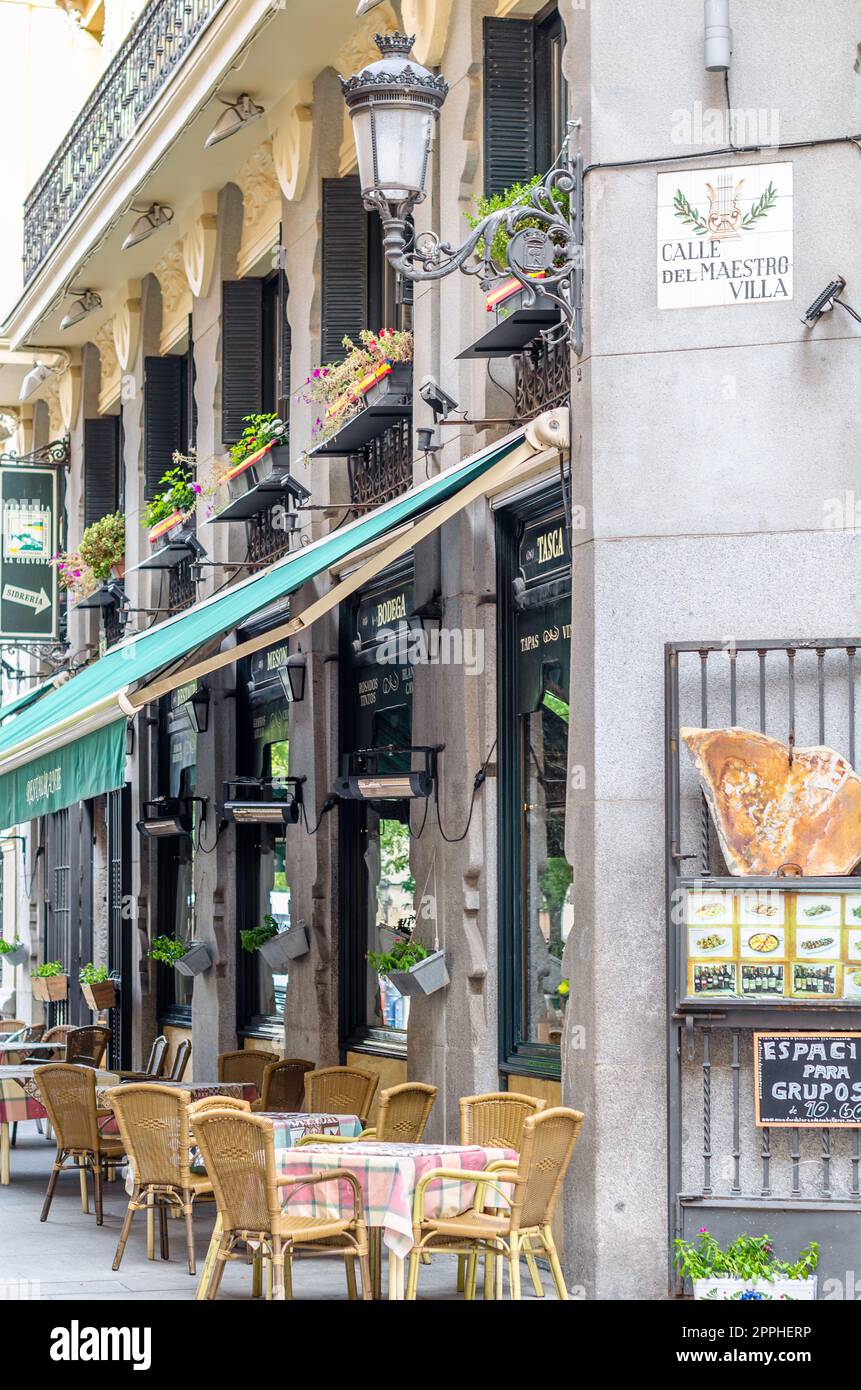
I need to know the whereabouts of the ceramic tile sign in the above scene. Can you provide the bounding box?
[657,162,793,309]
[754,1032,861,1127]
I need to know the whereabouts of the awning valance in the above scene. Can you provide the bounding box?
[0,412,564,828]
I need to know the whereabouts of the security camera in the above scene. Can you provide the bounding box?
[419,375,459,421]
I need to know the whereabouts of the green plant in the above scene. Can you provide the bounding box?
[673,1230,819,1284]
[367,937,430,976]
[299,328,413,445]
[466,175,570,272]
[79,962,110,984]
[78,512,125,581]
[32,960,65,978]
[229,414,287,469]
[144,451,203,529]
[0,938,22,955]
[147,935,190,967]
[53,549,98,602]
[240,915,279,954]
[539,857,573,915]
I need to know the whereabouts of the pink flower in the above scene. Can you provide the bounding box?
[193,483,202,495]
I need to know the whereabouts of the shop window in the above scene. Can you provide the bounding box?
[340,564,417,1055]
[498,492,572,1076]
[156,689,198,1027]
[236,639,294,1035]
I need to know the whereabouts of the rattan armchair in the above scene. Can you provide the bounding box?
[106,1083,213,1275]
[406,1106,584,1300]
[36,1064,126,1225]
[192,1109,371,1300]
[187,1095,252,1119]
[0,1019,25,1035]
[37,1024,73,1060]
[65,1025,110,1068]
[302,1080,438,1145]
[303,1065,379,1123]
[217,1049,279,1092]
[168,1038,192,1082]
[252,1058,316,1113]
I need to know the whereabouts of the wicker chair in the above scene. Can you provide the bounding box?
[0,1019,25,1035]
[192,1109,371,1300]
[36,1024,74,1061]
[107,1083,213,1275]
[252,1059,315,1113]
[168,1038,192,1082]
[406,1106,585,1300]
[36,1064,126,1225]
[216,1049,279,1093]
[65,1025,110,1068]
[187,1095,252,1119]
[304,1081,438,1146]
[304,1066,379,1123]
[145,1034,169,1077]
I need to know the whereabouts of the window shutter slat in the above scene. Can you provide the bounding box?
[483,17,536,196]
[221,279,264,444]
[83,417,119,527]
[143,356,184,500]
[277,269,291,419]
[321,177,368,362]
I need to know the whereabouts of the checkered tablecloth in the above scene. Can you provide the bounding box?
[0,1067,119,1123]
[188,1111,362,1176]
[275,1141,515,1258]
[99,1080,258,1107]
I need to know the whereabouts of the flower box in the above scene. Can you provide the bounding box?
[386,949,449,998]
[81,979,118,1011]
[148,510,191,545]
[174,941,212,978]
[2,943,28,968]
[694,1276,817,1301]
[312,365,413,457]
[258,922,309,968]
[31,974,68,1003]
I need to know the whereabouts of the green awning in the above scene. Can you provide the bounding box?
[0,675,62,723]
[0,722,125,825]
[0,427,540,826]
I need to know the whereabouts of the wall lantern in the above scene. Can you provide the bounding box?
[335,744,439,801]
[122,203,174,251]
[60,289,102,331]
[137,797,193,838]
[183,685,211,734]
[801,276,861,328]
[341,34,583,352]
[277,654,307,704]
[219,777,304,826]
[204,94,264,149]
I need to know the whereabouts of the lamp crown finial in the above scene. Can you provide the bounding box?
[375,31,416,57]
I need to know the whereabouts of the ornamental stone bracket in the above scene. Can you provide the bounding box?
[235,139,281,277]
[402,0,455,65]
[154,241,193,353]
[111,280,142,374]
[180,193,218,298]
[58,363,82,433]
[94,318,122,414]
[269,83,314,203]
[336,2,398,177]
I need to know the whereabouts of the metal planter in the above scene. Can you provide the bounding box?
[258,923,309,967]
[693,1276,817,1301]
[2,943,28,968]
[174,941,213,978]
[386,950,449,999]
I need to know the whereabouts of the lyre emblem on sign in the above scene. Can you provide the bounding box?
[704,175,746,239]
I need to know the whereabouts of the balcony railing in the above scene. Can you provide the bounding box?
[514,338,570,422]
[23,0,224,282]
[348,419,413,510]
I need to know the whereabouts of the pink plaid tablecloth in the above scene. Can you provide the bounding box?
[275,1141,515,1258]
[0,1066,118,1124]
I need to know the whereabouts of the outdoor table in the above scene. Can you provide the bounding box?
[0,1040,65,1057]
[194,1111,363,1300]
[0,1065,118,1184]
[273,1140,516,1300]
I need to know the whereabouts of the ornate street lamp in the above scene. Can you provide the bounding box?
[341,33,583,352]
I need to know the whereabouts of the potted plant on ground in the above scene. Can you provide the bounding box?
[144,452,206,545]
[674,1230,819,1300]
[79,963,118,1012]
[240,913,309,967]
[147,933,212,978]
[31,961,68,1002]
[78,511,126,583]
[0,939,28,968]
[298,328,413,450]
[367,936,449,999]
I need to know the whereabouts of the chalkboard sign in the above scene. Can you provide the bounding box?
[754,1031,861,1127]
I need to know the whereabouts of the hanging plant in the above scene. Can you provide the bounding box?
[298,328,413,447]
[466,174,570,273]
[53,549,98,603]
[240,916,279,954]
[226,414,288,473]
[144,450,216,537]
[78,512,126,581]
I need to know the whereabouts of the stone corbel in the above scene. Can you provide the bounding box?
[154,241,193,354]
[236,139,281,277]
[94,318,122,414]
[401,0,455,66]
[269,83,313,203]
[180,194,219,298]
[112,281,142,374]
[58,364,81,433]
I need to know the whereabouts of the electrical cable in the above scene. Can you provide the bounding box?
[302,796,337,835]
[433,738,497,843]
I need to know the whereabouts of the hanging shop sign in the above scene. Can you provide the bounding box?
[683,887,861,1004]
[0,464,59,640]
[754,1032,861,1127]
[0,720,126,829]
[657,161,793,310]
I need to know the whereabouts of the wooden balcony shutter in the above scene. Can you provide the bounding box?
[321,176,368,362]
[83,416,119,526]
[143,355,184,500]
[276,269,292,420]
[483,17,536,196]
[221,278,264,444]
